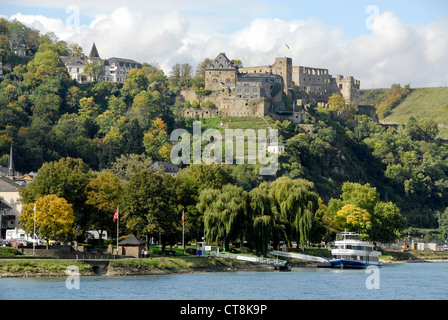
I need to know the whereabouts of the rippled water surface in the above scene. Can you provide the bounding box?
[0,262,446,300]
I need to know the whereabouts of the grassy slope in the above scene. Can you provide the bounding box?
[381,87,448,138]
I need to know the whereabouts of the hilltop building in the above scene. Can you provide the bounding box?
[180,53,360,121]
[61,43,142,84]
[150,161,179,177]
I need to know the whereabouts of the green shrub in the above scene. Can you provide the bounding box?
[195,89,212,97]
[201,100,215,108]
[0,247,23,257]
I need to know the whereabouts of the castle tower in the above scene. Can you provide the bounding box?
[334,76,360,105]
[205,53,238,91]
[273,57,292,92]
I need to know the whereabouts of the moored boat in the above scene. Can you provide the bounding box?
[329,231,382,269]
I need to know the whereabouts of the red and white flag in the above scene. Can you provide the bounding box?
[181,210,184,223]
[113,207,119,222]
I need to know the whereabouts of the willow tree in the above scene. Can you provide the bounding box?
[266,176,319,247]
[198,184,249,251]
[248,187,275,256]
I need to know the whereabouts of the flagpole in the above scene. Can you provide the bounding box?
[182,210,185,255]
[116,208,119,255]
[33,203,36,257]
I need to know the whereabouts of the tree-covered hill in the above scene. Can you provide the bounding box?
[1,17,448,237]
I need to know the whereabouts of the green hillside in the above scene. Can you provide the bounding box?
[382,87,448,138]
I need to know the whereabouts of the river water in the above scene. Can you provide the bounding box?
[0,262,446,300]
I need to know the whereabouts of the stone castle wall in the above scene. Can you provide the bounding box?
[239,57,292,93]
[292,66,360,105]
[181,53,360,120]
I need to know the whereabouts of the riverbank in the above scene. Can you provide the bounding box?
[379,249,448,264]
[272,249,448,267]
[2,249,448,278]
[0,256,274,278]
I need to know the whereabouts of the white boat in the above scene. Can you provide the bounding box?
[329,231,382,268]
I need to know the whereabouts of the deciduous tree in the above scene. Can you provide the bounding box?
[19,157,92,231]
[86,172,123,241]
[20,194,75,247]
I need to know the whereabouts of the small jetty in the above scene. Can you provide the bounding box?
[271,251,329,263]
[271,251,330,267]
[207,251,290,270]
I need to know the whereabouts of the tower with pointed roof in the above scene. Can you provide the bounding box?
[89,42,101,59]
[8,142,14,179]
[205,53,238,91]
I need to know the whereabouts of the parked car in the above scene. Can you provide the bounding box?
[28,238,45,246]
[44,239,59,246]
[7,238,31,247]
[17,238,30,246]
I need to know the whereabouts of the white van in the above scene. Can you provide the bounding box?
[6,228,44,245]
[85,230,108,241]
[6,228,27,240]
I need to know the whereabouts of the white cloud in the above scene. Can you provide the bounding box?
[7,7,448,89]
[9,12,73,39]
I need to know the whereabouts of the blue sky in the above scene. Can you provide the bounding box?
[1,0,447,88]
[2,0,446,35]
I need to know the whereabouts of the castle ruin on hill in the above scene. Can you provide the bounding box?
[180,53,360,122]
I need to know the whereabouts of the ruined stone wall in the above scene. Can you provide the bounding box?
[333,75,360,105]
[181,108,223,118]
[291,66,361,105]
[219,97,269,117]
[292,66,333,96]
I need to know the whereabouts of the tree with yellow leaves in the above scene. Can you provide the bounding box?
[20,194,75,248]
[143,117,169,160]
[335,204,372,235]
[328,93,358,120]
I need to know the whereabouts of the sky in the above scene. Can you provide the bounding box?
[1,0,448,89]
